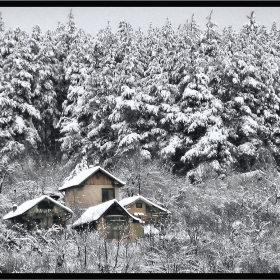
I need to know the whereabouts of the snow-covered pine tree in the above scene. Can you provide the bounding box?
[0,12,4,34]
[0,27,41,160]
[53,10,97,163]
[59,27,95,162]
[214,12,280,171]
[158,16,200,172]
[106,21,150,162]
[59,21,118,165]
[157,13,228,175]
[53,10,78,137]
[30,25,61,156]
[140,20,181,166]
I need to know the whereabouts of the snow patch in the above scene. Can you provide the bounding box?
[119,133,140,147]
[123,100,139,111]
[121,86,135,98]
[160,135,182,158]
[244,77,259,87]
[238,142,256,157]
[60,119,79,133]
[140,149,151,160]
[234,97,244,105]
[143,225,160,235]
[15,116,26,133]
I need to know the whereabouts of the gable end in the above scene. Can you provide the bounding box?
[85,170,113,185]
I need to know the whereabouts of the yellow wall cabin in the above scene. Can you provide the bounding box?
[119,195,170,225]
[59,167,125,209]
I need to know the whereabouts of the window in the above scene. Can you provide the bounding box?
[38,200,53,209]
[146,205,155,217]
[102,188,115,202]
[146,205,153,213]
[136,202,142,208]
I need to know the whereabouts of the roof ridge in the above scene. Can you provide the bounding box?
[72,199,141,227]
[119,195,170,214]
[59,166,125,191]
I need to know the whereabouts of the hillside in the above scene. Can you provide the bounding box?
[0,155,280,273]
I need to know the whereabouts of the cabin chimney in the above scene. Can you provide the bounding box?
[13,204,18,212]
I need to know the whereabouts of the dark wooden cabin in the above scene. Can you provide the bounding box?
[3,195,73,230]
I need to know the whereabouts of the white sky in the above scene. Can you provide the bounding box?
[0,6,279,36]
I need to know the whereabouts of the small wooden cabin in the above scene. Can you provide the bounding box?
[59,166,125,209]
[3,195,73,230]
[119,195,170,225]
[72,199,144,241]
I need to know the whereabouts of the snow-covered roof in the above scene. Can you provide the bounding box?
[3,195,73,220]
[72,199,142,227]
[59,166,126,191]
[119,195,171,214]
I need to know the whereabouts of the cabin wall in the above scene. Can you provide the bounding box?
[127,202,147,217]
[64,172,120,208]
[126,202,167,224]
[96,217,143,241]
[65,185,120,208]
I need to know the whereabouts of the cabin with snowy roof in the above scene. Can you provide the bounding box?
[72,199,144,241]
[3,195,73,230]
[59,166,125,209]
[119,195,170,225]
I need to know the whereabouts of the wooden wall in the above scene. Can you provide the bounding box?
[65,185,119,208]
[126,201,168,224]
[85,171,113,185]
[96,217,143,241]
[64,171,120,208]
[12,199,70,230]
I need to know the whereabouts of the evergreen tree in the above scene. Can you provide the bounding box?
[31,25,61,156]
[0,28,41,160]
